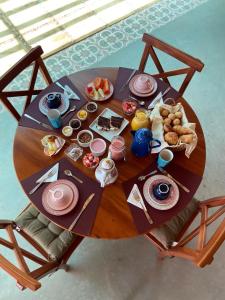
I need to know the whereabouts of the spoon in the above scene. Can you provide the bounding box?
[129,96,145,106]
[63,105,76,118]
[64,169,83,184]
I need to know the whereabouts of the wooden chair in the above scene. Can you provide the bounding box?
[0,46,53,122]
[0,204,84,291]
[145,196,225,267]
[139,33,204,96]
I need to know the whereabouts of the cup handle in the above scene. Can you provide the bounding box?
[151,138,161,149]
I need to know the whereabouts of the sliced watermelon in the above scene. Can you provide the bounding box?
[103,78,110,95]
[94,77,103,90]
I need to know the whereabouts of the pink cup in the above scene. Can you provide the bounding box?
[47,186,72,210]
[134,75,152,93]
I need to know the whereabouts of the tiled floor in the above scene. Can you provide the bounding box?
[1,0,225,299]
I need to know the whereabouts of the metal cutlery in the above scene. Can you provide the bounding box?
[138,169,158,181]
[132,189,153,224]
[56,82,80,100]
[62,105,76,118]
[68,193,95,231]
[158,166,190,193]
[64,169,83,184]
[24,114,52,130]
[119,69,136,93]
[129,95,145,106]
[148,87,171,109]
[29,169,56,195]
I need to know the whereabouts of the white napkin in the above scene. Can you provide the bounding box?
[148,92,163,109]
[36,163,59,183]
[64,85,80,100]
[127,184,145,209]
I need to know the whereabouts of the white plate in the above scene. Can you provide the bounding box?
[85,80,114,101]
[143,175,179,210]
[39,92,70,116]
[89,108,129,142]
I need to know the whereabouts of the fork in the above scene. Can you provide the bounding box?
[138,169,157,181]
[29,169,56,195]
[132,189,153,224]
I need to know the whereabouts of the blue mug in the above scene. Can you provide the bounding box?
[157,149,174,168]
[46,93,61,109]
[153,182,171,200]
[47,109,62,128]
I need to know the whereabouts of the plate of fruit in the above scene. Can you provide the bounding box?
[41,135,65,156]
[85,77,114,101]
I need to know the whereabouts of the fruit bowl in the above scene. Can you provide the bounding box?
[122,98,137,115]
[85,77,114,101]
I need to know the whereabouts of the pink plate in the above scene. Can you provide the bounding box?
[42,179,79,216]
[129,74,157,97]
[143,175,179,210]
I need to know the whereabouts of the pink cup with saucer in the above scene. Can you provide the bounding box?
[134,75,153,93]
[47,184,73,211]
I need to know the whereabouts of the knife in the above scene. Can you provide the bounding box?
[158,166,190,193]
[24,114,52,130]
[119,69,136,93]
[148,87,171,109]
[68,193,95,231]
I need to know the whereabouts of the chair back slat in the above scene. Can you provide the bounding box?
[146,196,225,268]
[196,218,225,267]
[0,46,53,121]
[139,33,204,96]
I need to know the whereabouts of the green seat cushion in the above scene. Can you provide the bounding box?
[15,205,76,261]
[149,198,198,249]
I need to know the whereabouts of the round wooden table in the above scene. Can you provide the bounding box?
[13,67,206,239]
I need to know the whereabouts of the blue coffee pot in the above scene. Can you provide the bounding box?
[131,128,161,157]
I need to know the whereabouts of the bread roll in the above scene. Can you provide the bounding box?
[164,132,179,145]
[180,127,193,135]
[179,134,193,144]
[163,124,172,133]
[163,117,172,125]
[173,125,182,134]
[175,111,182,119]
[168,113,176,120]
[161,109,170,117]
[173,118,181,125]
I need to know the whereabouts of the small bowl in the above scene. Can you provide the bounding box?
[90,138,107,156]
[122,98,137,115]
[83,153,99,169]
[77,130,93,147]
[69,118,81,130]
[86,102,98,113]
[62,126,73,137]
[77,109,88,121]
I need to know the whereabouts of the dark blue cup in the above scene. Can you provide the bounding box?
[46,93,61,109]
[153,182,171,200]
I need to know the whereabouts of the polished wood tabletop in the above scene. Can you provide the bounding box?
[13,67,206,239]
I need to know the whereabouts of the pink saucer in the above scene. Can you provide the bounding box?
[143,175,179,210]
[42,179,79,216]
[129,74,157,97]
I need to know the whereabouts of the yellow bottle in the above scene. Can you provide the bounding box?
[131,108,150,131]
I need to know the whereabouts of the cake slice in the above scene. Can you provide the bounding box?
[110,116,124,129]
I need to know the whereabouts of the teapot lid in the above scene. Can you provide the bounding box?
[101,158,114,170]
[135,128,152,142]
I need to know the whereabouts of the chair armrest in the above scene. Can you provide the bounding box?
[0,220,13,228]
[199,196,225,208]
[0,254,41,291]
